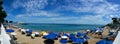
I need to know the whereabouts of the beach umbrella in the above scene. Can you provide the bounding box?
[60,39,68,43]
[77,32,85,37]
[69,34,75,39]
[26,29,32,33]
[96,40,106,44]
[61,36,68,39]
[73,38,84,43]
[45,34,57,40]
[64,34,69,37]
[40,31,47,35]
[6,29,14,33]
[106,40,113,44]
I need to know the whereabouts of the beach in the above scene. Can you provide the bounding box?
[11,26,110,44]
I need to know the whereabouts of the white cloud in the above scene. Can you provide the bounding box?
[12,0,120,24]
[15,11,60,18]
[12,0,48,12]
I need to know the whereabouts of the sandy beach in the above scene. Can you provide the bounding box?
[11,27,110,44]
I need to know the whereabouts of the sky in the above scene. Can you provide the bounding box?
[2,0,120,24]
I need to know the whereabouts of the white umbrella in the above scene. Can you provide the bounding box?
[21,29,25,32]
[61,36,68,39]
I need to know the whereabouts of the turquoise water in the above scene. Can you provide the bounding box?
[16,23,104,32]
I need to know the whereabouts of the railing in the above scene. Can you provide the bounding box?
[0,24,11,44]
[113,31,120,44]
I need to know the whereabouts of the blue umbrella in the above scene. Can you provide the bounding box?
[6,29,14,33]
[77,32,85,37]
[60,39,68,43]
[69,34,75,39]
[96,40,106,44]
[84,35,90,41]
[73,38,84,43]
[26,29,32,33]
[45,34,57,40]
[64,34,69,37]
[106,40,113,44]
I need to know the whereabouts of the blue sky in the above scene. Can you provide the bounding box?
[2,0,120,24]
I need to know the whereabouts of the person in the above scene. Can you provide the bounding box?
[44,39,55,44]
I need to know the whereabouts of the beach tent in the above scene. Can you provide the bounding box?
[6,29,14,33]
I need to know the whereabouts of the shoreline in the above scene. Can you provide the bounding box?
[10,25,110,44]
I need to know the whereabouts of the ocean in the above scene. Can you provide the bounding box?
[16,23,104,32]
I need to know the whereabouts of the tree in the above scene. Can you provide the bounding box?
[0,0,7,24]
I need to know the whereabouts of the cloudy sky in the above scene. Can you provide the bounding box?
[3,0,120,24]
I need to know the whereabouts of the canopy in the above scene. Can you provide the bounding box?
[77,32,85,37]
[45,34,57,40]
[6,29,14,33]
[60,39,68,43]
[69,34,75,39]
[73,38,84,43]
[26,29,32,33]
[96,40,107,44]
[61,36,68,39]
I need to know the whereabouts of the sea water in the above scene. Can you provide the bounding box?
[16,23,104,32]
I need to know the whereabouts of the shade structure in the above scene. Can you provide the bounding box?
[45,34,57,40]
[83,34,90,41]
[72,38,84,43]
[106,40,113,44]
[61,36,68,39]
[64,34,69,37]
[26,29,32,33]
[60,39,68,43]
[77,32,85,37]
[69,34,75,39]
[96,40,106,44]
[6,29,14,33]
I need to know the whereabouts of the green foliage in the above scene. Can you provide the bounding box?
[0,0,7,23]
[0,0,3,5]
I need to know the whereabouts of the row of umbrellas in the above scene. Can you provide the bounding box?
[6,29,33,33]
[43,32,90,43]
